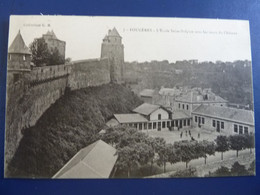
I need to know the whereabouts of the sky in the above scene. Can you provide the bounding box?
[8,16,252,63]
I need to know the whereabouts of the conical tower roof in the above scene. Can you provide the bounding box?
[108,27,121,37]
[8,30,31,54]
[46,30,58,39]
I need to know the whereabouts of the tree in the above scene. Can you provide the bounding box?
[174,140,201,168]
[244,134,255,154]
[48,47,65,65]
[230,162,249,176]
[156,143,179,173]
[116,142,154,178]
[210,166,231,177]
[116,145,139,178]
[215,135,229,160]
[229,135,247,157]
[29,38,65,66]
[248,160,255,175]
[29,38,50,66]
[199,140,215,164]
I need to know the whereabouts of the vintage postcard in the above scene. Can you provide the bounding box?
[5,16,255,178]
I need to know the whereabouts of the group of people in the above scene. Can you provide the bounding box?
[180,130,200,140]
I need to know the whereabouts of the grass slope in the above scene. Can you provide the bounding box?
[7,83,143,178]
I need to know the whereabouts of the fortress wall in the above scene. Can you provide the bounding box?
[5,65,70,165]
[5,59,111,165]
[68,58,110,90]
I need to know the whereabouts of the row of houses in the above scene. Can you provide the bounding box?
[107,102,254,135]
[106,103,192,131]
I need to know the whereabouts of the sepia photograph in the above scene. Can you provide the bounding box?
[4,16,255,178]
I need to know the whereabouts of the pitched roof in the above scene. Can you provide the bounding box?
[114,113,148,123]
[53,140,118,178]
[192,105,254,125]
[45,30,58,39]
[159,88,180,96]
[175,90,227,103]
[8,30,31,54]
[172,111,191,119]
[133,103,161,115]
[140,89,155,97]
[108,27,121,37]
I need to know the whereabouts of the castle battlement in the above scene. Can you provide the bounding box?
[5,28,124,164]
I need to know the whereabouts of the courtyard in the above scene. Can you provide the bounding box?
[141,127,223,144]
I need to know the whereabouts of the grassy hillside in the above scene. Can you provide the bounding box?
[7,83,143,178]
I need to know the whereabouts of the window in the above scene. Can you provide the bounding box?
[182,104,185,109]
[169,113,172,120]
[153,122,156,129]
[184,120,186,126]
[148,123,152,129]
[212,120,216,127]
[244,127,249,134]
[167,121,170,127]
[23,55,26,61]
[9,54,11,60]
[134,123,137,128]
[158,114,161,120]
[221,122,224,129]
[195,116,197,122]
[162,121,166,128]
[234,124,238,133]
[179,103,180,109]
[175,120,178,127]
[171,121,174,127]
[139,123,143,130]
[186,105,189,110]
[187,119,190,126]
[202,117,205,124]
[144,123,147,130]
[239,125,243,134]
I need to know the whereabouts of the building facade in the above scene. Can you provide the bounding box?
[173,88,228,116]
[106,103,192,131]
[192,104,254,135]
[101,28,124,83]
[41,30,66,62]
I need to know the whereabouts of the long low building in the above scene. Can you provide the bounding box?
[192,104,255,135]
[53,140,118,178]
[106,103,191,131]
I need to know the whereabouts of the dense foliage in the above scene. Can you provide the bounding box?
[208,161,254,177]
[7,83,142,178]
[215,134,255,160]
[125,60,253,108]
[29,38,65,66]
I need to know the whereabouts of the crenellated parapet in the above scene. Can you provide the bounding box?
[5,28,122,167]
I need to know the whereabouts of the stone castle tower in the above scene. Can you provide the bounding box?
[101,27,124,83]
[41,30,66,62]
[7,30,31,84]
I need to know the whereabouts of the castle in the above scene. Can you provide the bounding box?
[40,30,66,62]
[5,28,124,165]
[101,27,124,83]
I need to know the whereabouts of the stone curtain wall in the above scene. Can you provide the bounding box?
[5,59,111,165]
[68,58,110,90]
